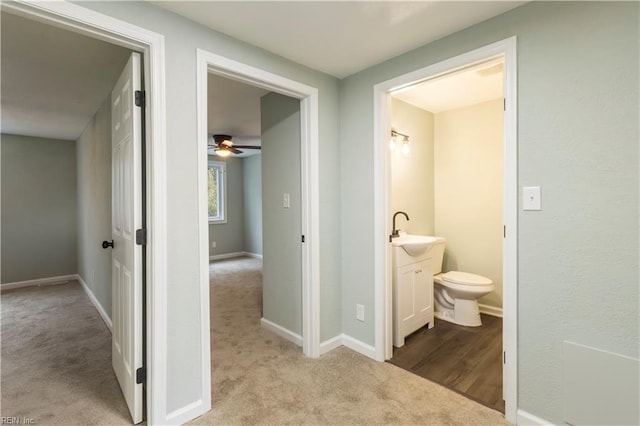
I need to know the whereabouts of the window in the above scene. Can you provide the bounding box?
[208,161,226,223]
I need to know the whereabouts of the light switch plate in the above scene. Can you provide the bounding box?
[523,186,541,210]
[283,193,290,208]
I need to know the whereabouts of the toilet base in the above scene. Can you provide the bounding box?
[435,298,483,327]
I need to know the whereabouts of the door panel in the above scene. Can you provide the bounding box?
[111,52,143,424]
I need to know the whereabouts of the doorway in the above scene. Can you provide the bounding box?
[373,38,518,422]
[196,48,322,407]
[0,1,167,423]
[385,58,505,411]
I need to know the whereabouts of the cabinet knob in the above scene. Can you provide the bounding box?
[415,269,422,274]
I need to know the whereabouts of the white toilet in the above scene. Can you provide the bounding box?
[431,239,494,327]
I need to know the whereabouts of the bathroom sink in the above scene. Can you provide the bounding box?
[392,234,439,256]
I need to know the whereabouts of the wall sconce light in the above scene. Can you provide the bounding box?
[390,130,410,157]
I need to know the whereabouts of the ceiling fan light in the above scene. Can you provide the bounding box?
[216,149,231,157]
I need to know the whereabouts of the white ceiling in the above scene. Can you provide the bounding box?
[393,58,504,113]
[1,12,132,141]
[153,1,525,78]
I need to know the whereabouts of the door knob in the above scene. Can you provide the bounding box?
[102,240,114,249]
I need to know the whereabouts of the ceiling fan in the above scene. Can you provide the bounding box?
[209,134,261,157]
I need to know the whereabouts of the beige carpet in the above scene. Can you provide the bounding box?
[1,259,507,425]
[191,256,507,425]
[0,281,131,425]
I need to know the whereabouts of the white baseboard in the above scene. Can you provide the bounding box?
[479,303,503,318]
[341,334,377,360]
[318,334,378,360]
[517,409,554,425]
[1,274,78,291]
[209,252,247,261]
[319,335,343,355]
[209,251,263,261]
[260,318,302,347]
[77,274,112,332]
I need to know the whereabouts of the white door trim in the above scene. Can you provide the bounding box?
[196,48,321,405]
[372,37,518,423]
[4,1,169,424]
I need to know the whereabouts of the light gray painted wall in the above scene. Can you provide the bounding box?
[209,156,244,256]
[1,134,78,283]
[390,98,435,236]
[261,93,302,334]
[243,154,263,256]
[339,2,638,423]
[74,1,341,413]
[76,96,112,318]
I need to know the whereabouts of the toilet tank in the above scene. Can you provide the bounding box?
[430,237,446,275]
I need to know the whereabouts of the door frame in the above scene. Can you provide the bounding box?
[3,1,168,424]
[372,37,518,422]
[195,49,321,391]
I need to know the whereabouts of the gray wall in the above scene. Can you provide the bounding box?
[339,1,638,423]
[243,154,263,256]
[209,156,244,256]
[1,134,77,283]
[76,96,112,319]
[261,93,302,335]
[75,1,342,414]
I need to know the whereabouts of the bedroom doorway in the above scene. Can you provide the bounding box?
[0,1,167,423]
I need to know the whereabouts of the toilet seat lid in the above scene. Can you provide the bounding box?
[441,271,492,286]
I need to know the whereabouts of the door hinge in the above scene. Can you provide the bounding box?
[136,228,147,246]
[135,90,146,108]
[136,367,146,384]
[503,351,506,364]
[503,98,506,111]
[301,235,305,243]
[504,225,506,238]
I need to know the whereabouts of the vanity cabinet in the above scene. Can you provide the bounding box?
[393,251,434,348]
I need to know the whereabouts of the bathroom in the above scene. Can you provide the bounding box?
[388,59,505,412]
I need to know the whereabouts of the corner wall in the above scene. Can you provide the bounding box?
[1,134,78,284]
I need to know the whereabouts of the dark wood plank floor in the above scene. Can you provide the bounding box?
[388,314,504,413]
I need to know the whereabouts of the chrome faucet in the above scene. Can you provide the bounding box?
[390,211,410,241]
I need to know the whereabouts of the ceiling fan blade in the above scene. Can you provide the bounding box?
[233,145,261,150]
[230,147,243,154]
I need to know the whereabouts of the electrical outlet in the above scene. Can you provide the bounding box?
[211,241,217,248]
[356,304,365,322]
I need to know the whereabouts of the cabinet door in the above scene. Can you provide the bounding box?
[414,259,433,322]
[397,259,433,336]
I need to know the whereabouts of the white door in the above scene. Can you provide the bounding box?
[111,52,143,424]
